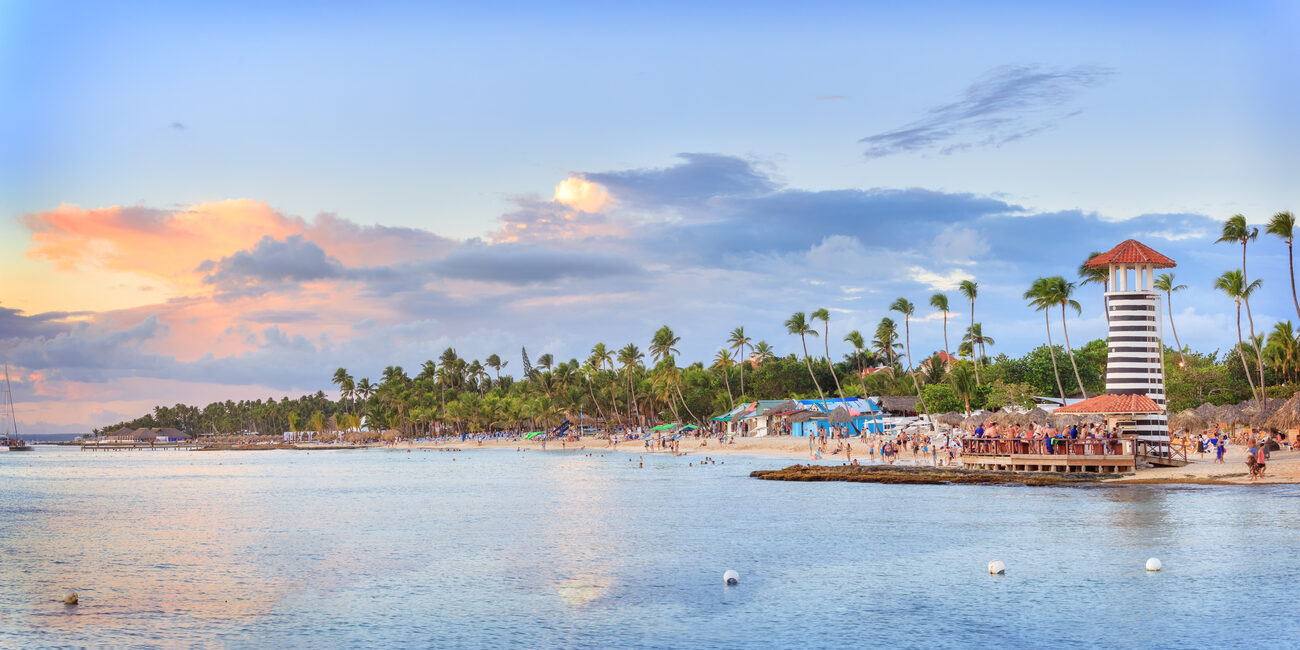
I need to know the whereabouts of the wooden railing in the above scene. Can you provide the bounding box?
[1136,438,1189,465]
[961,436,1135,457]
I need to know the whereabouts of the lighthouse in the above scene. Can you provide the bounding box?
[1083,239,1175,447]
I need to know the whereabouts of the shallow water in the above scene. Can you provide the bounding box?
[1,446,1297,648]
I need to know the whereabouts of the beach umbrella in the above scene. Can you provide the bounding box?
[1264,393,1300,431]
[935,412,964,427]
[961,410,990,429]
[828,406,856,425]
[1050,412,1081,428]
[1025,408,1050,426]
[1193,402,1218,420]
[1168,409,1207,434]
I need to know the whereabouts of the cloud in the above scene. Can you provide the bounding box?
[582,153,777,211]
[552,177,611,213]
[432,242,643,285]
[170,121,186,130]
[0,306,87,340]
[859,64,1115,158]
[818,95,847,101]
[239,309,320,323]
[906,266,976,291]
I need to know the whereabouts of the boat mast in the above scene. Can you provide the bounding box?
[3,365,17,437]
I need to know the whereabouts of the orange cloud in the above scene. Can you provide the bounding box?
[552,177,611,213]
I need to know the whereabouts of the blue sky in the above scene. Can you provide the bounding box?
[2,1,1299,431]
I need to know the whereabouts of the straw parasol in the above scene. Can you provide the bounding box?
[1264,393,1300,431]
[1168,409,1207,433]
[1243,398,1284,427]
[828,406,856,425]
[1024,408,1050,426]
[1193,402,1218,420]
[936,411,965,427]
[961,410,990,429]
[1050,412,1081,428]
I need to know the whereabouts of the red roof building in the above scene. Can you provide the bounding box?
[1053,393,1164,415]
[1084,239,1176,269]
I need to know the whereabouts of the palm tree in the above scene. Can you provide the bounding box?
[590,343,613,372]
[332,367,353,413]
[1078,251,1109,325]
[948,361,977,415]
[844,330,870,400]
[785,312,829,412]
[1268,211,1300,324]
[650,325,697,422]
[1213,269,1262,401]
[355,377,374,421]
[485,354,508,381]
[712,349,735,409]
[930,293,951,355]
[889,297,933,427]
[618,343,644,426]
[873,318,902,368]
[958,280,980,383]
[1217,214,1265,394]
[1043,276,1087,399]
[1153,273,1189,367]
[751,341,774,364]
[727,327,751,398]
[810,308,845,402]
[537,353,554,372]
[1265,321,1298,384]
[1024,277,1068,404]
[961,323,994,366]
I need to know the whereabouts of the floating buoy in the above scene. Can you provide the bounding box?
[64,591,78,606]
[988,560,1006,575]
[723,570,739,585]
[1146,557,1162,572]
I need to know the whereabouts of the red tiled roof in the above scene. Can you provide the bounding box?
[1054,393,1164,414]
[1084,239,1176,269]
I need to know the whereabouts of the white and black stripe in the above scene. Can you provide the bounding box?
[1105,291,1168,444]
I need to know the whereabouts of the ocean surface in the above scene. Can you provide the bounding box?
[1,446,1297,649]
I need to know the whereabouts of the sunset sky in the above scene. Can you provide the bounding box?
[3,1,1299,432]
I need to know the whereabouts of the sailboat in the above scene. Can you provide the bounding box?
[2,365,32,451]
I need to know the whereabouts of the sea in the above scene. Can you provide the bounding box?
[1,446,1297,649]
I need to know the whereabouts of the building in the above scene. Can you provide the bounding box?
[1087,239,1174,448]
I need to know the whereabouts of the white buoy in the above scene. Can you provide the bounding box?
[723,570,739,585]
[1146,557,1162,572]
[988,560,1006,575]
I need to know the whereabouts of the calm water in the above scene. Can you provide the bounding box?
[1,447,1298,649]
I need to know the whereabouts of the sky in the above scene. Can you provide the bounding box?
[3,1,1299,432]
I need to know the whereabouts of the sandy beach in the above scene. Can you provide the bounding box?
[387,434,1300,485]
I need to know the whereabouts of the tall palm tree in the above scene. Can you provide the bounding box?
[712,349,735,409]
[810,308,845,402]
[1217,214,1265,394]
[844,330,870,400]
[1268,211,1300,324]
[961,323,994,366]
[873,318,902,368]
[889,297,933,427]
[930,293,951,355]
[485,354,508,381]
[948,361,977,416]
[1043,276,1087,398]
[751,341,774,364]
[727,327,751,398]
[1213,269,1261,401]
[1078,251,1109,325]
[785,312,829,412]
[617,344,644,425]
[650,325,697,421]
[958,280,980,383]
[1153,273,1189,366]
[1024,277,1068,404]
[332,367,353,413]
[355,377,375,421]
[1265,321,1298,384]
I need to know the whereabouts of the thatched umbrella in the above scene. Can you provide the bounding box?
[1209,404,1238,426]
[1264,392,1300,431]
[1050,412,1081,428]
[999,411,1029,427]
[1168,409,1207,434]
[1193,402,1218,420]
[828,406,855,424]
[380,429,400,442]
[1024,408,1050,426]
[936,411,965,427]
[961,410,990,429]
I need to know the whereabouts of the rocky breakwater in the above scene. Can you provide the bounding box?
[750,464,1118,486]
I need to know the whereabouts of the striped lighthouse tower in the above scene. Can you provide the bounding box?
[1084,240,1175,447]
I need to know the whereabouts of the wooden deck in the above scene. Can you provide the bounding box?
[81,442,203,451]
[962,437,1137,474]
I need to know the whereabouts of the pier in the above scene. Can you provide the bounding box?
[81,441,203,451]
[960,436,1138,474]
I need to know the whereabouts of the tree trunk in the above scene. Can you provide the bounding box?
[823,323,845,401]
[1242,242,1265,400]
[1234,302,1260,401]
[904,317,936,432]
[1044,311,1067,404]
[738,344,746,398]
[970,300,981,384]
[1061,303,1088,399]
[800,335,829,413]
[722,365,734,409]
[942,312,949,356]
[1290,241,1300,325]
